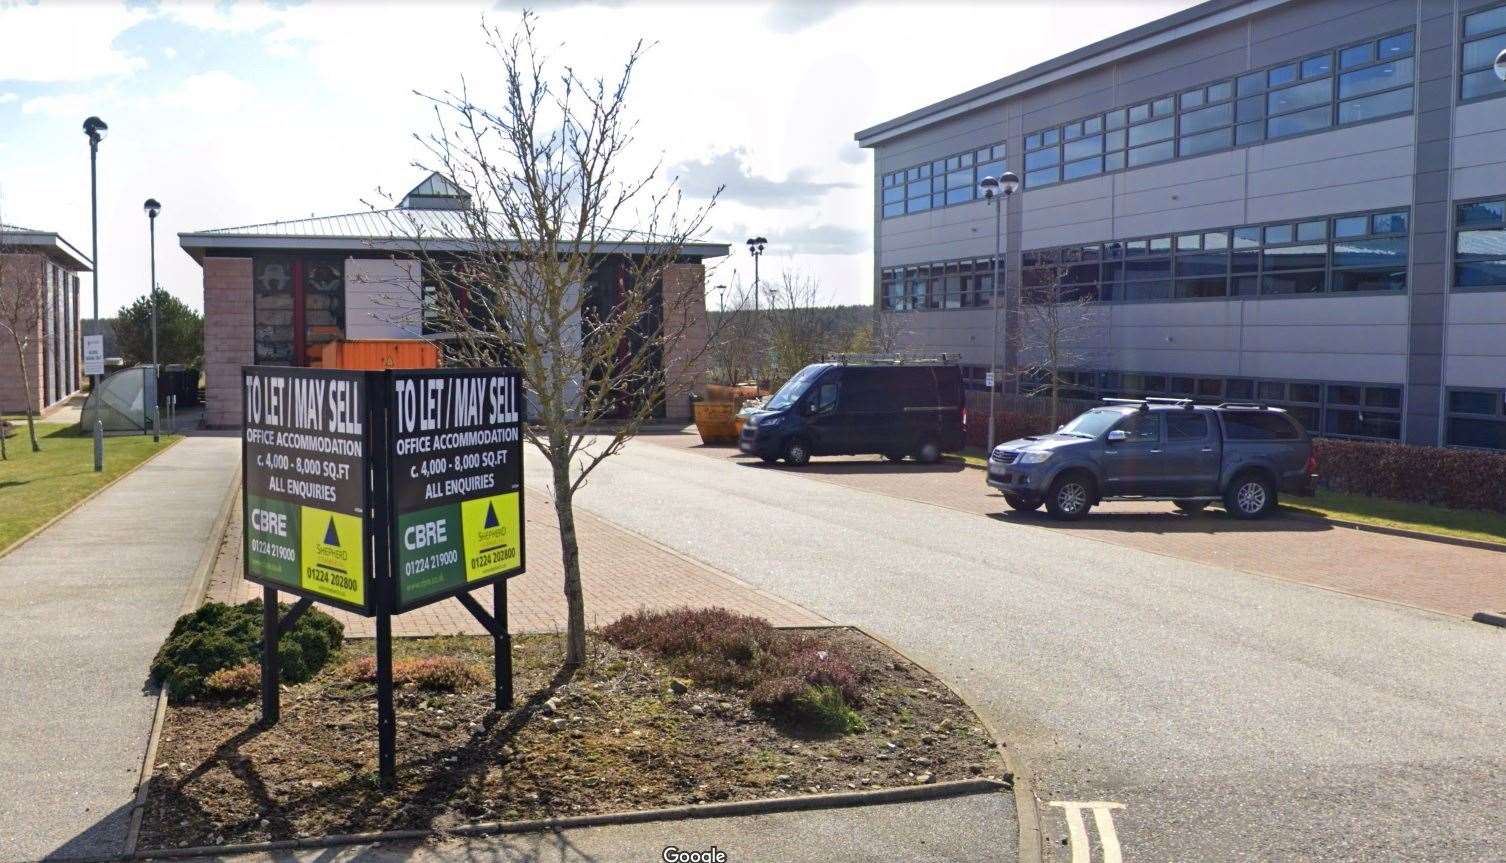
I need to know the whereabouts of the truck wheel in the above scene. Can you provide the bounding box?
[1004,494,1041,513]
[1173,499,1210,514]
[1045,473,1094,521]
[1224,473,1276,519]
[783,437,812,466]
[914,439,941,464]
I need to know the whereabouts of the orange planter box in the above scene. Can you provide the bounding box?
[320,339,441,371]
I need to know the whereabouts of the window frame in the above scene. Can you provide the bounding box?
[880,142,1007,219]
[1461,4,1506,104]
[1444,386,1506,450]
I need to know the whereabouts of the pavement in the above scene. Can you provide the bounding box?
[208,487,823,637]
[0,434,241,863]
[648,430,1506,620]
[537,434,1506,862]
[174,792,1014,863]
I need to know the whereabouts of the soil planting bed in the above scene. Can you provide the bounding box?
[141,627,1002,849]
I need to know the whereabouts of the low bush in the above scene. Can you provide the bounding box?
[1314,437,1506,514]
[343,655,487,692]
[750,678,866,733]
[602,607,784,688]
[150,600,344,700]
[203,663,261,699]
[781,641,864,706]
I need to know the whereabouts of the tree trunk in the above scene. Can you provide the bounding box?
[13,343,39,452]
[550,453,588,667]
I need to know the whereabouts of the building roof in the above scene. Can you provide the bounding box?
[854,0,1278,147]
[0,223,94,271]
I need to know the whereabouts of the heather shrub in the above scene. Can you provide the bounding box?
[750,678,865,733]
[344,655,487,691]
[203,663,261,699]
[602,607,783,688]
[782,643,864,706]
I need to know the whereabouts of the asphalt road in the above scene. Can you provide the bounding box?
[525,440,1506,862]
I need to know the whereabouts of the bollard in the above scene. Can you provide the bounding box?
[93,419,104,472]
[168,395,176,435]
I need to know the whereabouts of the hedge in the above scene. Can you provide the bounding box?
[968,407,1506,514]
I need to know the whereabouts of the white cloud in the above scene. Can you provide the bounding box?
[162,71,257,114]
[0,4,148,83]
[22,91,101,118]
[0,92,17,104]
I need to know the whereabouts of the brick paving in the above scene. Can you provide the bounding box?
[647,427,1506,619]
[208,485,824,638]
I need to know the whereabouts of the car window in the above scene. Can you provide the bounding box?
[1221,411,1300,440]
[811,382,839,414]
[1113,413,1161,442]
[1166,413,1210,441]
[1059,409,1123,437]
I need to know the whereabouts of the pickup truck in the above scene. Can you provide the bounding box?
[986,399,1318,521]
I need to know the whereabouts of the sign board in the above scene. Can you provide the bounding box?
[388,369,526,611]
[83,335,105,376]
[984,371,995,389]
[241,367,374,615]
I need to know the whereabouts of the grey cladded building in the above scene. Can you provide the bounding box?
[855,0,1506,450]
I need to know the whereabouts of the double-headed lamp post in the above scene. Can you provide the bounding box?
[83,116,108,391]
[746,236,767,383]
[979,171,1020,454]
[143,198,161,442]
[1495,48,1506,82]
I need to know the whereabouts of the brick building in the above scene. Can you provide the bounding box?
[0,224,91,415]
[178,174,725,428]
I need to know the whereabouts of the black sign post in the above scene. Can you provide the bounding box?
[241,365,526,782]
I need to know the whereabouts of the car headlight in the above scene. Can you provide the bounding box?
[1018,450,1052,464]
[759,415,784,428]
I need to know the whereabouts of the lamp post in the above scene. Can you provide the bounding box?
[143,198,161,442]
[745,237,767,385]
[1495,48,1506,82]
[979,171,1020,454]
[83,116,107,391]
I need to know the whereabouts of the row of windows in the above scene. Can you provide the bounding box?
[880,257,998,311]
[1453,197,1506,290]
[1461,4,1506,101]
[1021,30,1414,189]
[1019,208,1409,303]
[1040,369,1404,441]
[880,143,1006,219]
[1447,387,1506,450]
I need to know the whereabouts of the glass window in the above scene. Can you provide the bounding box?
[1268,78,1331,115]
[1269,64,1298,87]
[1238,72,1266,96]
[1258,381,1286,401]
[1263,271,1326,294]
[1177,233,1201,251]
[1448,416,1506,449]
[1459,200,1506,225]
[907,195,931,213]
[1025,148,1061,170]
[1449,389,1501,415]
[1268,104,1332,138]
[1064,135,1103,160]
[1127,116,1175,146]
[1339,58,1414,99]
[1203,231,1229,250]
[1339,42,1374,69]
[1236,95,1265,123]
[1332,268,1406,292]
[1467,5,1506,38]
[883,201,905,218]
[1333,215,1368,237]
[1181,88,1205,109]
[1112,412,1161,442]
[1464,31,1506,71]
[1063,157,1103,180]
[1297,220,1328,241]
[1233,227,1261,248]
[1264,224,1292,244]
[1177,251,1228,277]
[1025,133,1042,150]
[1104,128,1126,151]
[1365,386,1403,409]
[1263,243,1326,270]
[945,186,972,205]
[1224,412,1301,440]
[1128,139,1175,167]
[947,169,973,189]
[1153,96,1175,116]
[882,186,905,204]
[1025,167,1059,188]
[1166,413,1210,440]
[1208,80,1233,102]
[1302,53,1332,78]
[1326,407,1401,440]
[1083,116,1103,135]
[1181,102,1234,134]
[1290,383,1320,403]
[1148,236,1172,253]
[1063,121,1083,141]
[1379,32,1413,58]
[1129,103,1151,123]
[1332,237,1407,268]
[1341,85,1412,123]
[1104,150,1126,172]
[1105,108,1127,129]
[1372,211,1408,234]
[1463,67,1506,100]
[978,160,1006,182]
[1180,127,1232,157]
[1235,121,1264,145]
[1042,128,1060,146]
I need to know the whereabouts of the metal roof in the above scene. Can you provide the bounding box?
[854,0,1283,147]
[0,224,94,271]
[178,207,731,261]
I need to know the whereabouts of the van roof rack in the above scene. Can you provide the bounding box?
[1215,401,1269,410]
[825,352,959,366]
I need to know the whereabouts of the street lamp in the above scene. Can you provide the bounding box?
[745,237,767,385]
[1495,47,1506,82]
[83,116,107,392]
[713,284,727,313]
[143,198,161,442]
[979,170,1020,454]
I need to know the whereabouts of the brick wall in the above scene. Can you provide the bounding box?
[661,262,709,421]
[203,256,254,427]
[0,253,46,414]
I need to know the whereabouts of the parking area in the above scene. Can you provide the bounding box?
[646,428,1506,620]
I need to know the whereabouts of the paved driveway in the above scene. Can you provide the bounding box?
[531,436,1506,862]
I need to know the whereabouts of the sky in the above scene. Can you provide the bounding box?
[0,0,1197,316]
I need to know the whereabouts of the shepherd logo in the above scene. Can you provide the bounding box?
[661,847,726,863]
[460,492,521,581]
[300,507,364,606]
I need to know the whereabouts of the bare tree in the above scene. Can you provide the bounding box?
[764,269,835,383]
[393,14,720,667]
[707,276,761,386]
[1018,249,1099,428]
[0,217,42,453]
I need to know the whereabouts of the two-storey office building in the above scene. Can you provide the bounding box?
[855,0,1506,450]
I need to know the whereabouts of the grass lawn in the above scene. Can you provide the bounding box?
[0,420,180,554]
[1281,490,1506,547]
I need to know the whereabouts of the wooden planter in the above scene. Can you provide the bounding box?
[693,402,740,445]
